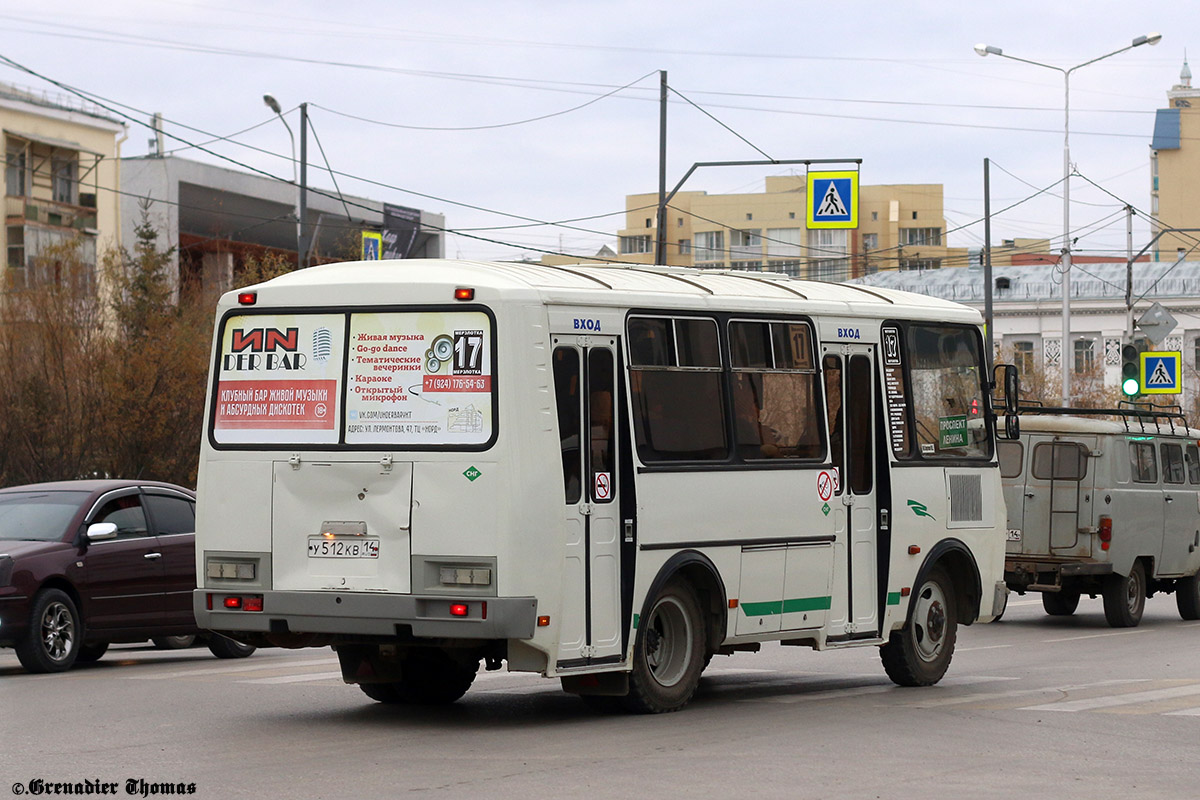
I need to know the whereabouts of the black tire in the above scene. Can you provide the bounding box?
[1103,560,1147,628]
[623,578,706,713]
[152,635,197,650]
[1042,590,1080,616]
[206,634,256,659]
[1177,573,1200,621]
[15,589,81,673]
[881,566,958,687]
[76,641,109,663]
[359,650,478,705]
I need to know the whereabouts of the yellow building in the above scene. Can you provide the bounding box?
[2,83,125,289]
[1151,59,1200,262]
[616,176,967,279]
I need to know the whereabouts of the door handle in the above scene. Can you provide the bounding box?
[1165,496,1174,503]
[1024,492,1035,499]
[144,552,163,560]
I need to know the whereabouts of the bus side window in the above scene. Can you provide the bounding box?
[588,348,615,503]
[1187,444,1200,485]
[823,355,844,492]
[553,347,582,504]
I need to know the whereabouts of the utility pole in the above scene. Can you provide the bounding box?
[984,158,994,369]
[1125,205,1135,341]
[298,102,310,267]
[654,70,668,266]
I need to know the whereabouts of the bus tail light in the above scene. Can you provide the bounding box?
[450,603,469,617]
[1098,516,1113,551]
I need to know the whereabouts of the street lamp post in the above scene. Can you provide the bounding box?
[974,34,1161,407]
[262,94,307,265]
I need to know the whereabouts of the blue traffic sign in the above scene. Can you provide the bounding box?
[1141,351,1181,394]
[807,170,859,229]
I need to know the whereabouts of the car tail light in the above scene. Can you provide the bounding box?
[1099,516,1113,551]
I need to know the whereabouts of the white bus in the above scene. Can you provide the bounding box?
[194,259,1006,713]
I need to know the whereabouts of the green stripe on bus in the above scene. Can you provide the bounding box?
[887,592,902,606]
[742,596,832,617]
[632,614,639,630]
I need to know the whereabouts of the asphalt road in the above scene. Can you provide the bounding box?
[2,594,1198,800]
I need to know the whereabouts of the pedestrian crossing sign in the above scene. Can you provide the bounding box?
[807,170,859,229]
[1141,351,1181,394]
[361,231,383,261]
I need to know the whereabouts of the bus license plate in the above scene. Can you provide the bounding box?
[307,537,380,559]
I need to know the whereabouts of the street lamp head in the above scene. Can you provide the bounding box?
[1132,32,1163,47]
[974,43,1002,57]
[262,94,282,115]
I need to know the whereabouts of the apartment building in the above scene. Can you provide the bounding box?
[617,176,967,279]
[2,83,125,289]
[1151,59,1200,262]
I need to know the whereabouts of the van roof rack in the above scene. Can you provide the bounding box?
[1015,401,1190,436]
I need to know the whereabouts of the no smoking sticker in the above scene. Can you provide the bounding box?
[817,470,835,502]
[594,472,611,500]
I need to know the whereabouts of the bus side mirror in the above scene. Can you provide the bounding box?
[993,364,1019,415]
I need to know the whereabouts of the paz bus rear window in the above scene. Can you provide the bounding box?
[211,309,494,448]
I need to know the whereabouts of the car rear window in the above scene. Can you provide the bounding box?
[0,491,89,542]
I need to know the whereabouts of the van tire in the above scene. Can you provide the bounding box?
[881,566,957,687]
[1176,573,1200,621]
[623,578,705,713]
[1103,560,1146,628]
[1041,590,1080,616]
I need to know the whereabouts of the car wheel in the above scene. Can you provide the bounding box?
[207,634,256,659]
[1103,560,1146,628]
[15,589,80,673]
[152,635,197,650]
[1177,573,1200,621]
[881,566,958,687]
[76,642,109,663]
[1042,590,1080,616]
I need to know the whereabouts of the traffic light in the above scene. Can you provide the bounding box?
[1121,339,1147,396]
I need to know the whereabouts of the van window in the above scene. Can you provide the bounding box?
[1130,442,1158,484]
[1162,443,1186,485]
[1031,442,1088,481]
[1188,444,1200,485]
[997,440,1023,478]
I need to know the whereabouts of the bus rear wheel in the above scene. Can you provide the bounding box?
[881,566,957,687]
[624,578,705,713]
[359,650,479,705]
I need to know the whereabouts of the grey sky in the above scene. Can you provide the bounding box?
[0,1,1190,262]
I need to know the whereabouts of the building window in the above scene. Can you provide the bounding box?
[1073,339,1095,375]
[645,218,652,228]
[788,212,795,219]
[52,157,77,205]
[862,233,878,250]
[6,225,24,269]
[901,227,941,246]
[871,211,878,221]
[808,229,848,281]
[899,259,941,271]
[1193,337,1200,371]
[746,213,753,221]
[1013,340,1035,375]
[677,217,683,227]
[619,235,652,254]
[730,229,762,260]
[677,239,691,256]
[694,230,724,262]
[766,228,804,259]
[5,146,26,197]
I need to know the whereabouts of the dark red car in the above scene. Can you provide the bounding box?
[0,479,254,673]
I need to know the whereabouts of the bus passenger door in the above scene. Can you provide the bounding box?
[552,338,624,668]
[823,346,880,638]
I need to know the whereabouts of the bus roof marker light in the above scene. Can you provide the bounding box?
[237,291,257,305]
[454,287,475,301]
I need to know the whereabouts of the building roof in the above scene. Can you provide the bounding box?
[849,261,1200,305]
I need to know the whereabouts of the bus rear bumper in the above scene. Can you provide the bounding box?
[194,590,538,640]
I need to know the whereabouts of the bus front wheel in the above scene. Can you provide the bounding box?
[624,578,705,713]
[881,566,958,687]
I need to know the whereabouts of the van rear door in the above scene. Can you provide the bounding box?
[1022,437,1095,559]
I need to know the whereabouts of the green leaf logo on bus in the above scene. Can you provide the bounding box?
[908,500,935,520]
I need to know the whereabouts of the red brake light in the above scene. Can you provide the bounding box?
[454,287,474,301]
[223,596,242,609]
[1099,516,1112,550]
[243,596,264,612]
[237,292,257,305]
[449,603,469,617]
